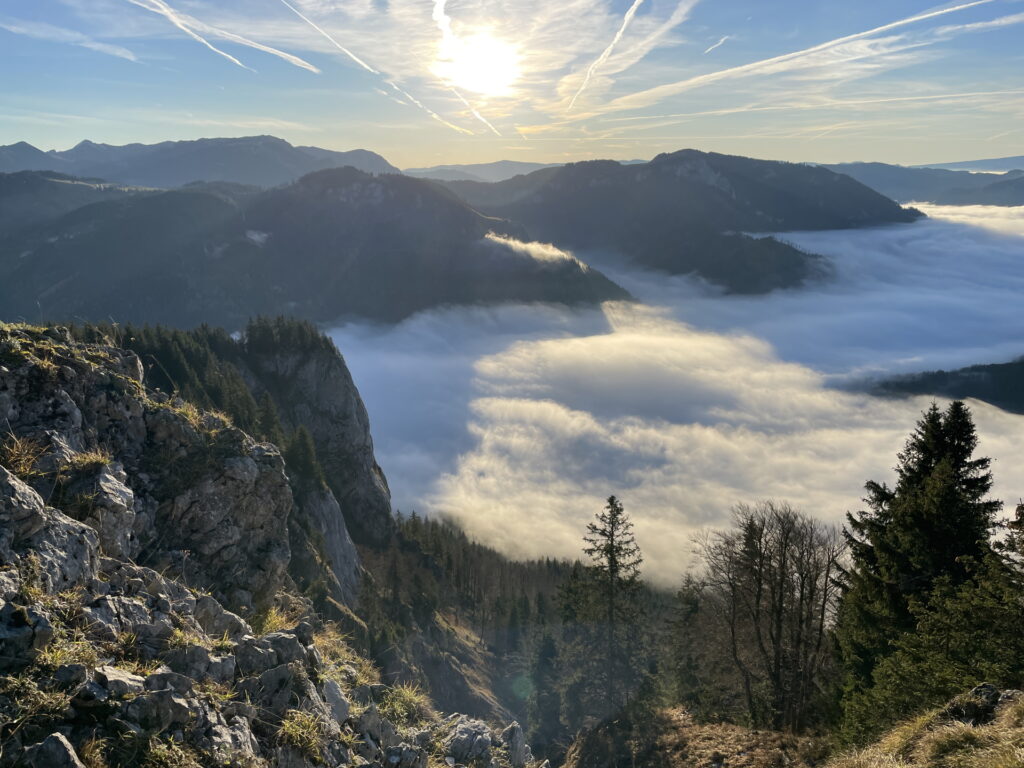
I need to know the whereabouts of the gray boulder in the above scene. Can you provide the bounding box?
[25,733,86,768]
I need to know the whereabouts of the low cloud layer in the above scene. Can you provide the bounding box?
[331,205,1024,584]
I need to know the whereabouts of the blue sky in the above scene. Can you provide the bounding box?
[1,0,1022,167]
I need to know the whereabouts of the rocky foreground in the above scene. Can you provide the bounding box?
[0,323,543,768]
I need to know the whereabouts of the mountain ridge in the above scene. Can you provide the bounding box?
[0,135,400,188]
[0,166,629,327]
[441,149,921,294]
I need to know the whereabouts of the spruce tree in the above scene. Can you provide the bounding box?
[835,401,1001,740]
[560,496,646,719]
[528,633,565,761]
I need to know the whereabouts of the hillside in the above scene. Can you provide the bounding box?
[916,155,1024,172]
[0,167,629,327]
[562,709,824,768]
[405,160,562,183]
[827,685,1024,768]
[442,149,921,293]
[0,321,544,768]
[0,171,144,233]
[875,356,1024,414]
[0,136,399,188]
[825,162,1024,205]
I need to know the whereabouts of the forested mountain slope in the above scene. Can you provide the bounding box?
[0,168,628,327]
[875,355,1024,414]
[442,150,921,293]
[825,161,1024,205]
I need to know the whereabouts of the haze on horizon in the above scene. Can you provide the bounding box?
[2,0,1022,168]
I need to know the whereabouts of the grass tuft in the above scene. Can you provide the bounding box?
[278,709,329,763]
[0,433,47,480]
[378,682,437,728]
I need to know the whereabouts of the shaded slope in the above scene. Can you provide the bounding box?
[0,167,629,327]
[443,150,920,293]
[0,170,143,232]
[876,355,1024,414]
[826,162,1024,205]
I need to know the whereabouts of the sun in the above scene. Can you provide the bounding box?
[432,31,521,98]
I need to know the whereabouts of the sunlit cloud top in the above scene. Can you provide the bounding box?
[1,0,1022,165]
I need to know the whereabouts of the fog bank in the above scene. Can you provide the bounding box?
[331,205,1024,583]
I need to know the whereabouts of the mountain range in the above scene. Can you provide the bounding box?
[0,166,627,327]
[441,149,921,294]
[404,158,647,183]
[0,140,930,327]
[915,154,1024,172]
[824,162,1024,205]
[0,135,398,188]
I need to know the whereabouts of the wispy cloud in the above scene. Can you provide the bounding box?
[568,0,647,111]
[703,34,729,54]
[597,0,997,115]
[0,18,137,61]
[126,0,321,73]
[125,0,252,70]
[274,0,376,73]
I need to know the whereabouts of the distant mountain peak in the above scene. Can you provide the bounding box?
[0,135,400,187]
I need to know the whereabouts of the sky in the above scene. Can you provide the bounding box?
[328,205,1024,584]
[1,0,1022,167]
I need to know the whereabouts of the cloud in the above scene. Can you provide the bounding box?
[330,205,1024,584]
[482,233,586,266]
[126,0,322,73]
[274,0,374,72]
[703,35,729,55]
[569,0,1000,118]
[568,0,647,111]
[125,0,251,70]
[0,18,137,61]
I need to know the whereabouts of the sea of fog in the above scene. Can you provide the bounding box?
[330,204,1024,584]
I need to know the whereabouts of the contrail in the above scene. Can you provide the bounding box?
[126,0,253,71]
[431,0,502,135]
[208,28,320,73]
[275,0,474,135]
[274,0,378,73]
[568,0,646,111]
[388,81,475,135]
[703,35,729,54]
[602,0,996,114]
[451,89,502,136]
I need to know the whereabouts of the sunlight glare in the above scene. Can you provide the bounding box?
[432,31,521,97]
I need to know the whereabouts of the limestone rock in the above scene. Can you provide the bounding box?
[25,733,86,768]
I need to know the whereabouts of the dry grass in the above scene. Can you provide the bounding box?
[378,682,437,728]
[63,448,113,473]
[278,709,329,763]
[141,738,205,768]
[250,604,302,637]
[827,695,1024,768]
[0,433,47,480]
[564,708,824,768]
[79,737,111,768]
[312,624,380,689]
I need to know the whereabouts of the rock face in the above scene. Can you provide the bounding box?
[243,345,394,547]
[0,325,292,613]
[0,322,542,768]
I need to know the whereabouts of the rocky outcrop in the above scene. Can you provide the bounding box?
[242,343,395,547]
[0,322,544,768]
[0,324,293,613]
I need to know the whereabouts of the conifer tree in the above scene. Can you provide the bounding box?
[528,633,566,761]
[582,495,645,710]
[835,401,1001,739]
